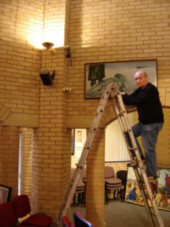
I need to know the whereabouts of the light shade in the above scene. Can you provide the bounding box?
[42,42,54,50]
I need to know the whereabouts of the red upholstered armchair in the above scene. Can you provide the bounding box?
[74,211,95,227]
[0,201,37,227]
[13,194,52,227]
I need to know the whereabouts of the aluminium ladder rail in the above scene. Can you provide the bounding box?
[57,83,164,227]
[57,83,116,225]
[111,90,164,227]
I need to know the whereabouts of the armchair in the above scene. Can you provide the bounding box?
[13,194,52,227]
[0,201,37,227]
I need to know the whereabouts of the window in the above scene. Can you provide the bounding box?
[105,112,134,161]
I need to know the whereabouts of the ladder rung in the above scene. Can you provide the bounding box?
[123,130,132,133]
[76,164,84,169]
[118,111,126,116]
[127,146,135,151]
[137,180,144,186]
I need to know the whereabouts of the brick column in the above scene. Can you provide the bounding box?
[86,128,105,227]
[31,48,70,221]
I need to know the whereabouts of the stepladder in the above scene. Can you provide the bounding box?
[57,83,164,227]
[111,89,164,227]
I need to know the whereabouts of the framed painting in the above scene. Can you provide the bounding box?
[0,184,12,204]
[84,60,157,99]
[125,167,170,211]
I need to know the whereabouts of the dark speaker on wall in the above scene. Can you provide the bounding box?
[40,69,55,86]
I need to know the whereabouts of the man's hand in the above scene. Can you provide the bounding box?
[113,92,125,97]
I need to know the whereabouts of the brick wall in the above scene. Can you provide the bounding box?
[0,0,170,226]
[0,126,19,201]
[0,0,43,207]
[67,1,170,225]
[68,0,170,116]
[0,0,42,115]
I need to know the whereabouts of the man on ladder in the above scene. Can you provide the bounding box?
[121,70,164,185]
[58,80,165,227]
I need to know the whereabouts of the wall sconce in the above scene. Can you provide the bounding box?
[40,68,55,86]
[42,42,72,65]
[42,41,56,55]
[42,42,54,49]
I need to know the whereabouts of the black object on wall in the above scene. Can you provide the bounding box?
[40,69,55,86]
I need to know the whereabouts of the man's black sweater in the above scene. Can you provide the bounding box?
[123,83,164,125]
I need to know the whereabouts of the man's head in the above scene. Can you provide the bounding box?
[134,70,148,89]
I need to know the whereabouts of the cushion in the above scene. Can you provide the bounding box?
[22,214,52,227]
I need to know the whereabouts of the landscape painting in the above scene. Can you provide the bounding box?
[85,60,157,98]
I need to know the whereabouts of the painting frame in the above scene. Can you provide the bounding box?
[0,184,12,204]
[125,167,170,211]
[84,59,157,99]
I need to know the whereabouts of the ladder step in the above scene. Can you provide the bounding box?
[76,164,84,169]
[118,111,126,116]
[127,146,136,151]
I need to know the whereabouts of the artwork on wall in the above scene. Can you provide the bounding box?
[84,60,157,99]
[125,167,170,211]
[71,129,87,158]
[0,184,12,204]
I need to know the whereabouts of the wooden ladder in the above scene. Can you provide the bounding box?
[111,89,164,227]
[57,83,115,225]
[57,83,164,227]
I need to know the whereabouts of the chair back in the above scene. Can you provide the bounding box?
[62,216,70,227]
[105,166,115,179]
[0,202,16,227]
[62,216,75,227]
[14,194,31,218]
[116,170,127,185]
[74,212,94,227]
